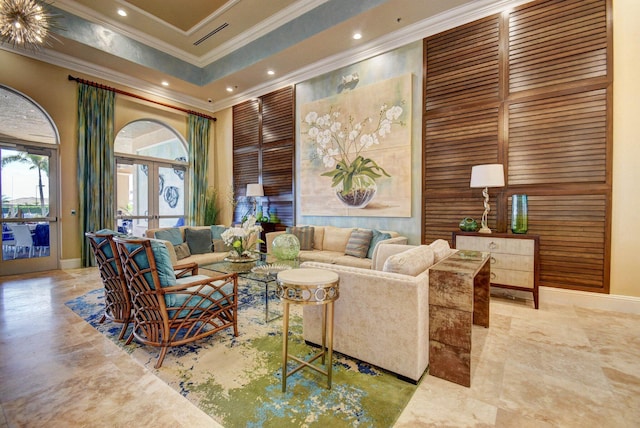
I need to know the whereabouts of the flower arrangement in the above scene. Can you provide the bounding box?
[302,101,405,207]
[221,215,263,259]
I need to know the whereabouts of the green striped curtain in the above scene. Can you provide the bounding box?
[188,114,211,225]
[77,83,116,267]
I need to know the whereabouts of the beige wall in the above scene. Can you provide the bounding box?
[611,0,640,296]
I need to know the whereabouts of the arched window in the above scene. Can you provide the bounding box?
[0,85,59,274]
[114,120,188,236]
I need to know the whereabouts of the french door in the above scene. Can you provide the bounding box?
[116,156,187,237]
[0,143,59,275]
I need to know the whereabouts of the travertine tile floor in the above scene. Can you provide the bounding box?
[1,268,639,427]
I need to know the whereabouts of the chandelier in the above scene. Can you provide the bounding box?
[0,0,56,50]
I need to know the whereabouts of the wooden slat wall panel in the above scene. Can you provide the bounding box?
[508,195,607,290]
[232,87,295,226]
[423,196,496,245]
[262,87,294,145]
[425,15,500,110]
[425,106,500,190]
[233,100,259,149]
[262,147,293,197]
[508,89,607,185]
[509,0,607,93]
[423,0,611,293]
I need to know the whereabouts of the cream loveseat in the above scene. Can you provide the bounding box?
[301,239,456,383]
[145,225,229,266]
[266,225,407,269]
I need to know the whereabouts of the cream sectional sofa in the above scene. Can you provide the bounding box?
[301,239,456,383]
[266,225,407,269]
[145,226,228,266]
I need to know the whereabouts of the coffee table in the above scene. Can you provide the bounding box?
[201,259,298,322]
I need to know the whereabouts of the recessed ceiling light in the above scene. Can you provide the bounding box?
[353,32,362,40]
[161,81,169,87]
[117,9,127,17]
[226,87,233,92]
[267,70,275,75]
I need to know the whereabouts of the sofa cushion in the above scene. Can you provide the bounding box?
[185,228,212,254]
[345,229,373,258]
[382,245,436,276]
[174,242,191,260]
[286,226,314,250]
[313,227,325,250]
[323,226,354,252]
[429,239,451,263]
[154,227,183,246]
[367,229,392,259]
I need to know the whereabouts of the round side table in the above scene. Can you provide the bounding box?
[276,268,339,392]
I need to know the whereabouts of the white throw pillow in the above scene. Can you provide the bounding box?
[382,245,436,276]
[429,239,451,262]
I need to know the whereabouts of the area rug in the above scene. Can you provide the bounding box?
[65,279,417,427]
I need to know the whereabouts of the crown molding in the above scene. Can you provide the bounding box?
[53,0,330,68]
[3,45,214,112]
[210,0,535,112]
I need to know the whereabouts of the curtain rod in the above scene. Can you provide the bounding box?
[67,75,216,122]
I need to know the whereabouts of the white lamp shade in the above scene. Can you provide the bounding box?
[246,183,264,197]
[470,164,505,188]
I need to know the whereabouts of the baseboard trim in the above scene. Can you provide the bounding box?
[60,258,82,270]
[540,286,640,315]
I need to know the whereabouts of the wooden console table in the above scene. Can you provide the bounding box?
[428,250,490,387]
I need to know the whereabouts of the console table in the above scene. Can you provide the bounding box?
[428,250,490,387]
[452,231,540,309]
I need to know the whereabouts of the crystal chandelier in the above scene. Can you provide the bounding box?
[0,0,56,50]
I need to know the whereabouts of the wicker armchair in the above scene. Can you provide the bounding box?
[85,232,132,340]
[113,236,238,368]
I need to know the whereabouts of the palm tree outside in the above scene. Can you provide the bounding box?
[1,152,49,217]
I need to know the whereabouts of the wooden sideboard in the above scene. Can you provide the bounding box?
[452,231,540,309]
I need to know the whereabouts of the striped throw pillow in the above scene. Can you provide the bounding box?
[345,229,373,258]
[286,226,314,250]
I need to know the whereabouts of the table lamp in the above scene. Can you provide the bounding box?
[246,183,264,216]
[470,164,504,234]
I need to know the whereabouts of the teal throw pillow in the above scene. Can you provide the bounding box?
[286,226,314,250]
[367,229,392,259]
[210,225,227,240]
[124,239,176,289]
[154,227,183,246]
[185,228,213,254]
[149,239,177,287]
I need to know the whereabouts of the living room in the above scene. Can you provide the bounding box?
[0,0,639,425]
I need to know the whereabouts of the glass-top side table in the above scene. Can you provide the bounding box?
[201,259,298,322]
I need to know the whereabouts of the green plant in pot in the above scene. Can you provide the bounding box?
[203,187,219,225]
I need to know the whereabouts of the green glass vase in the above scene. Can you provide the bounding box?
[511,194,528,234]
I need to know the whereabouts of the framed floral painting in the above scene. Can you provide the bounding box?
[300,74,412,217]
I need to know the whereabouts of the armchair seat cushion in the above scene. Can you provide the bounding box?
[167,276,235,318]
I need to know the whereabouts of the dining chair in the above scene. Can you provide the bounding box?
[7,224,34,259]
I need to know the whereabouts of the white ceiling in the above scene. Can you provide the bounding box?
[1,0,531,112]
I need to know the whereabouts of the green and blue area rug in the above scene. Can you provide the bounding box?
[65,279,417,427]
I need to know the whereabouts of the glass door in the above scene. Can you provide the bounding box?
[116,159,186,236]
[1,144,58,274]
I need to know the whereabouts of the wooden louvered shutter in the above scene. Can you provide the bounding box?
[261,87,294,226]
[423,15,502,244]
[232,87,295,226]
[423,0,612,293]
